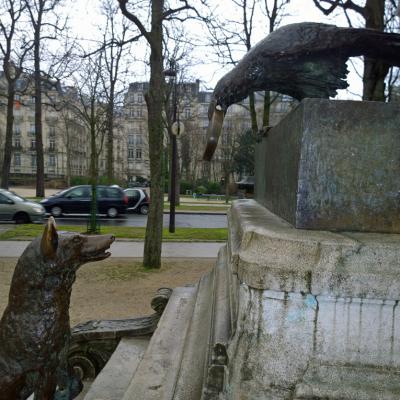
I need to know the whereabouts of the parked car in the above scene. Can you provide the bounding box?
[124,188,150,215]
[0,189,45,224]
[127,179,150,188]
[40,185,128,218]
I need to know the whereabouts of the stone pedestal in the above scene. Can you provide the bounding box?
[224,199,400,399]
[255,99,400,233]
[81,100,400,400]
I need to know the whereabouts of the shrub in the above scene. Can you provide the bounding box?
[195,185,207,195]
[70,176,90,186]
[70,176,124,187]
[207,181,222,194]
[180,180,194,194]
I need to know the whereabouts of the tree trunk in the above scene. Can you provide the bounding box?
[143,0,164,269]
[106,84,115,184]
[65,122,71,187]
[34,17,45,198]
[88,113,98,233]
[362,0,387,101]
[1,81,15,189]
[262,91,271,127]
[248,92,258,133]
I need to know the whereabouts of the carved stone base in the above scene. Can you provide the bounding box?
[224,200,400,399]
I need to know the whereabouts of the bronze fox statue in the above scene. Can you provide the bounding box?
[0,217,114,399]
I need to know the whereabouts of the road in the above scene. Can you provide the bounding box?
[53,212,228,228]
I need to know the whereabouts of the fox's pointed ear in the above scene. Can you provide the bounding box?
[41,217,58,259]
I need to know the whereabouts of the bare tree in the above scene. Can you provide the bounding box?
[118,0,209,268]
[57,101,86,187]
[0,0,32,189]
[260,0,290,126]
[24,0,65,197]
[313,0,398,101]
[207,0,289,133]
[208,0,259,132]
[99,0,132,184]
[66,54,108,232]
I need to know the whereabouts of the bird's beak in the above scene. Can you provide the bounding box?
[203,106,225,161]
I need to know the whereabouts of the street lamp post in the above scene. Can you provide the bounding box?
[170,128,177,233]
[164,61,178,233]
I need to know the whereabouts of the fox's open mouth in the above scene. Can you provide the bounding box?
[82,235,115,262]
[84,250,112,262]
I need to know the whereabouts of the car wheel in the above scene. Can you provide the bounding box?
[107,207,118,218]
[139,204,149,215]
[14,212,31,224]
[50,206,62,217]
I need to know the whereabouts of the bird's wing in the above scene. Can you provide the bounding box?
[234,23,400,100]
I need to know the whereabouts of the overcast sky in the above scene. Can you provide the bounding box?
[65,0,366,98]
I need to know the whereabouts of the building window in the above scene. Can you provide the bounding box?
[136,134,143,145]
[31,139,36,149]
[128,134,135,146]
[14,125,21,136]
[31,154,36,166]
[129,107,135,118]
[29,124,36,136]
[184,108,191,119]
[49,126,56,137]
[14,138,21,148]
[15,79,24,91]
[14,153,21,166]
[30,95,36,104]
[137,93,143,103]
[128,148,135,159]
[49,155,56,167]
[137,107,143,117]
[136,149,142,159]
[49,139,55,151]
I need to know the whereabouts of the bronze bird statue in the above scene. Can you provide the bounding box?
[203,22,400,160]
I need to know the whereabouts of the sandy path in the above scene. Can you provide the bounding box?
[0,257,214,326]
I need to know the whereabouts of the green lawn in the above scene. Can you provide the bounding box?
[0,224,228,242]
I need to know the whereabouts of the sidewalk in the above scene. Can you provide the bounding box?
[0,240,223,258]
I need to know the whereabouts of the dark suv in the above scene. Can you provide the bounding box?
[40,185,128,218]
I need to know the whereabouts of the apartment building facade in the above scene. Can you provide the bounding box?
[0,73,295,187]
[0,75,126,186]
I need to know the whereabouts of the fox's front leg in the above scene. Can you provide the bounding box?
[33,370,57,400]
[54,348,83,400]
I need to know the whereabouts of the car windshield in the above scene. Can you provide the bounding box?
[54,188,70,196]
[4,191,26,202]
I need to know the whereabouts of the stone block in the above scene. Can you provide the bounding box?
[225,200,400,399]
[255,99,400,233]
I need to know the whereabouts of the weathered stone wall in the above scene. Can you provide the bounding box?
[255,99,400,233]
[224,200,400,399]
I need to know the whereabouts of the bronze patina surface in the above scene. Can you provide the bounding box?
[255,99,400,233]
[204,22,400,160]
[0,218,114,399]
